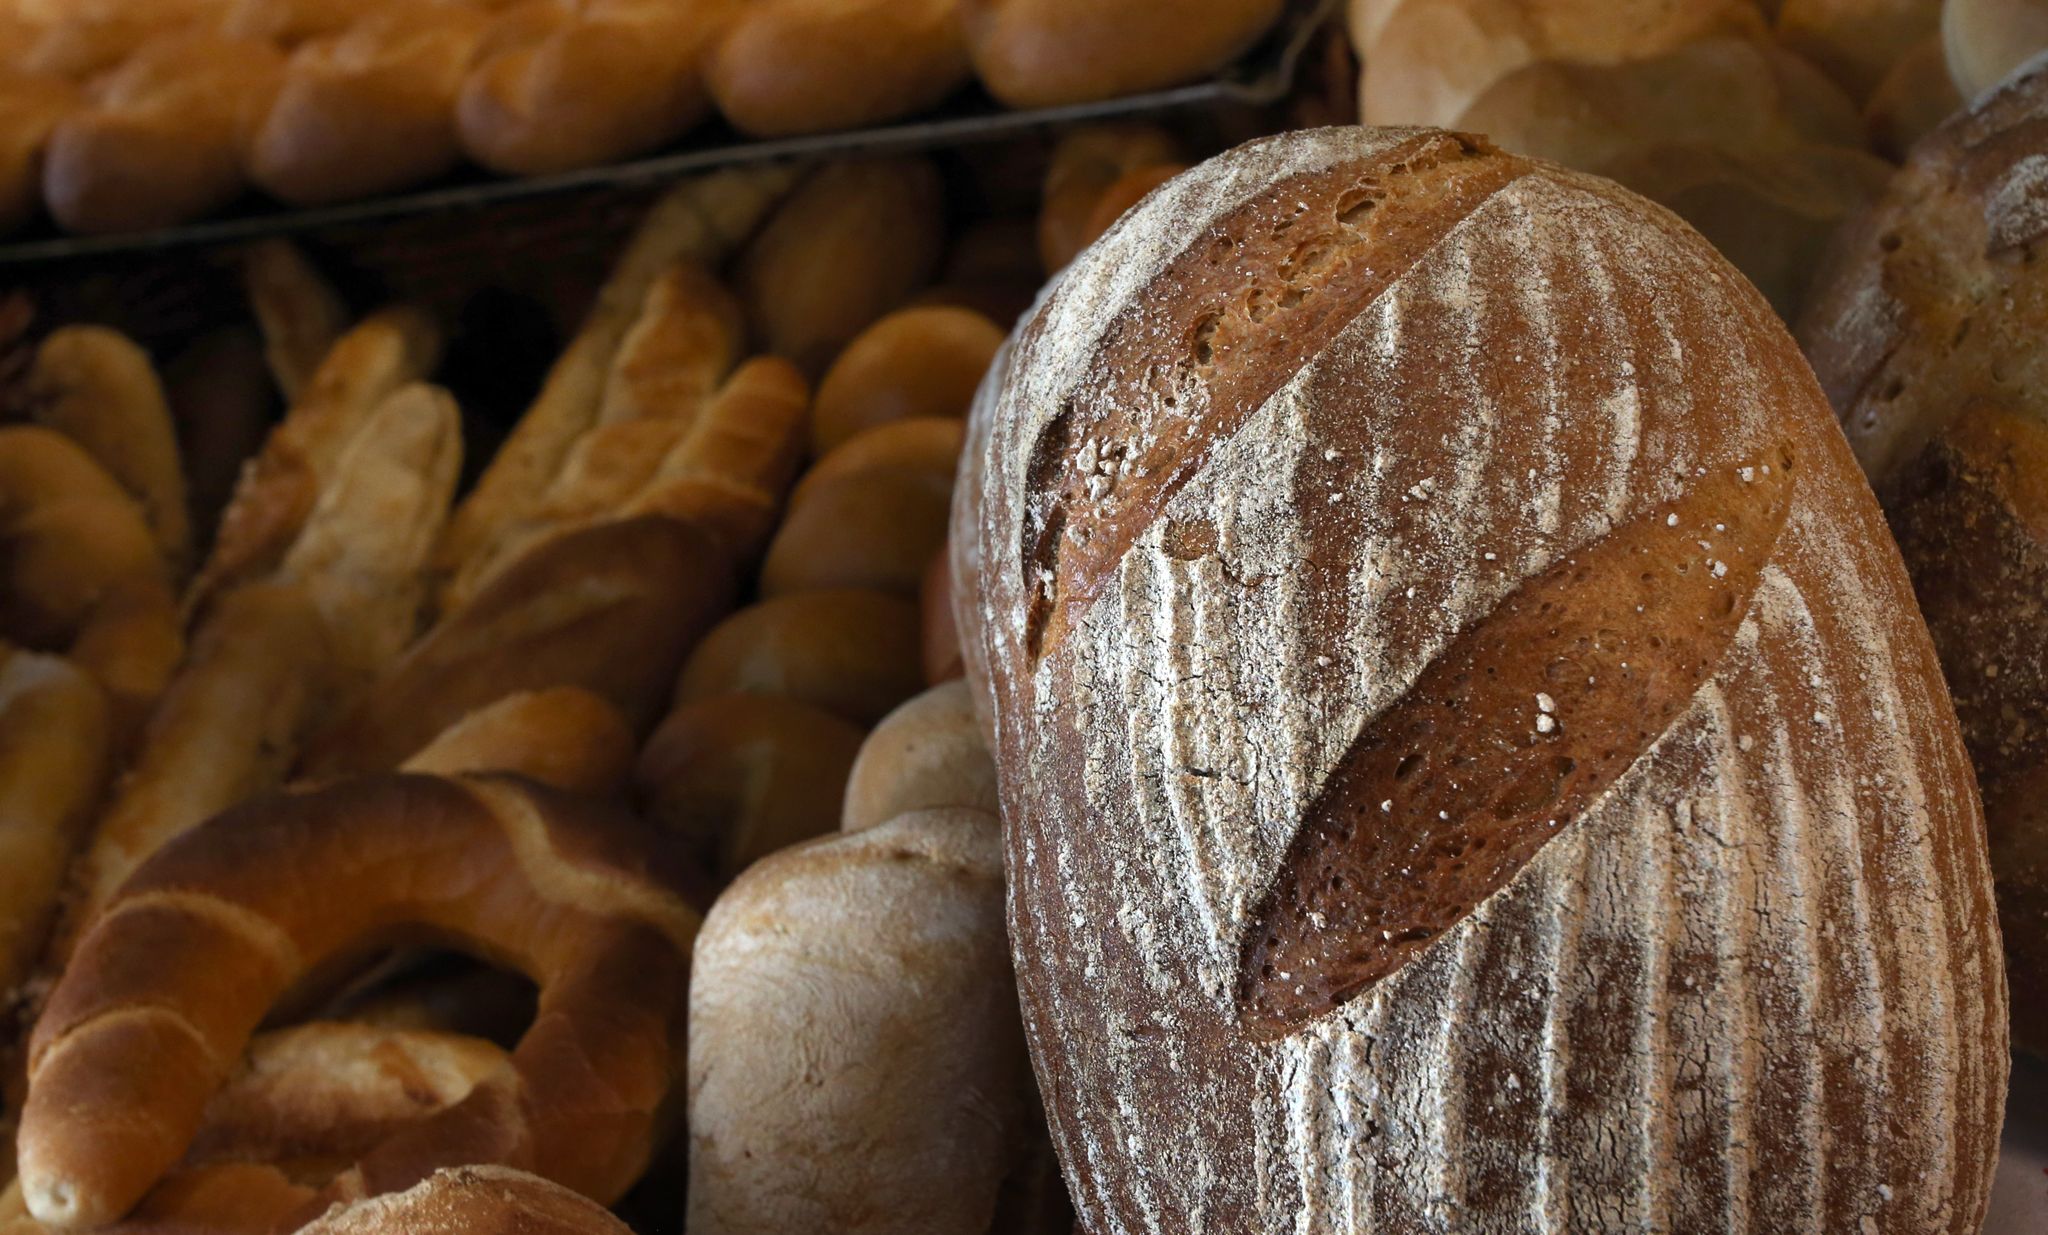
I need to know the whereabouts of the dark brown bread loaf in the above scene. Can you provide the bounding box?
[1798,59,2048,1052]
[955,126,2005,1234]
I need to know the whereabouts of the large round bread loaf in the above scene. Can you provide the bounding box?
[953,126,2006,1234]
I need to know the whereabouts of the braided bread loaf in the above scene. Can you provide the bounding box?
[954,127,2004,1234]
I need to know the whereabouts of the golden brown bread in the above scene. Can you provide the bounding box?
[249,5,497,205]
[1078,163,1186,250]
[809,307,1002,457]
[41,32,284,234]
[0,424,179,724]
[298,1165,636,1235]
[192,306,443,619]
[242,239,350,405]
[456,0,713,176]
[0,71,76,234]
[960,0,1285,107]
[686,808,1024,1235]
[18,773,701,1230]
[304,513,734,778]
[792,416,965,511]
[435,165,798,592]
[0,649,108,1007]
[23,325,190,576]
[734,158,947,376]
[636,692,865,883]
[401,687,636,800]
[706,0,969,137]
[840,679,996,832]
[957,127,2004,1232]
[919,544,964,685]
[1796,59,2048,1050]
[15,0,224,81]
[673,589,923,726]
[1944,0,2048,98]
[220,0,382,46]
[1863,32,1961,157]
[1774,0,1942,100]
[760,462,953,598]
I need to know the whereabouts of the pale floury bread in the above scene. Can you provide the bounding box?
[953,127,2005,1234]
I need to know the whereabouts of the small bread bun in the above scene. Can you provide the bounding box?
[793,416,965,511]
[43,33,285,234]
[760,464,952,598]
[1944,0,2048,98]
[810,307,1002,456]
[708,0,970,136]
[675,589,923,725]
[735,158,947,375]
[961,0,1286,107]
[919,545,963,685]
[637,692,865,881]
[1077,162,1186,251]
[1038,123,1178,272]
[298,1166,634,1235]
[841,679,997,832]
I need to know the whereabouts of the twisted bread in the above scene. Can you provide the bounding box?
[41,32,284,234]
[304,513,734,778]
[250,5,498,206]
[734,158,946,376]
[810,307,1002,456]
[636,692,864,883]
[840,680,995,833]
[0,425,179,724]
[456,0,713,176]
[686,808,1022,1235]
[674,589,922,726]
[193,306,442,618]
[23,326,189,576]
[437,165,798,590]
[402,687,635,799]
[0,649,108,1005]
[19,772,701,1230]
[298,1166,636,1235]
[706,0,968,137]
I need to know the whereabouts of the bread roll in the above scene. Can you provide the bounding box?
[1775,0,1941,99]
[637,692,865,882]
[249,5,496,205]
[1796,60,2048,1051]
[961,0,1285,107]
[840,679,996,832]
[402,686,635,798]
[298,1166,636,1235]
[810,307,1002,456]
[955,128,2004,1233]
[1077,162,1186,253]
[1864,32,1962,157]
[1944,0,2048,99]
[707,0,969,136]
[759,463,951,598]
[242,238,350,404]
[42,33,284,234]
[919,544,963,685]
[687,808,1023,1235]
[456,0,713,176]
[792,416,965,511]
[734,158,946,376]
[17,1,222,81]
[921,217,1043,326]
[674,589,922,726]
[220,0,380,46]
[0,70,76,234]
[0,649,108,1004]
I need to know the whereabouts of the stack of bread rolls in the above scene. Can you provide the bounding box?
[1797,56,2048,1057]
[0,0,1290,236]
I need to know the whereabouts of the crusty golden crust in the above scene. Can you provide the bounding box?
[297,1166,635,1235]
[1798,59,2048,1050]
[17,773,700,1230]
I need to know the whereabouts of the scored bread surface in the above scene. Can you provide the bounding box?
[955,127,2004,1234]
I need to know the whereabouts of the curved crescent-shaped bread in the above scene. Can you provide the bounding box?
[955,127,2005,1234]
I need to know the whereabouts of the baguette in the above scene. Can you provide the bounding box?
[636,692,865,882]
[734,158,946,376]
[810,307,1002,456]
[41,32,284,234]
[242,239,350,405]
[686,808,1022,1235]
[706,0,968,137]
[673,589,922,726]
[954,127,2004,1233]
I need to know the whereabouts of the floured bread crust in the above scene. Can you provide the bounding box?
[955,126,2006,1235]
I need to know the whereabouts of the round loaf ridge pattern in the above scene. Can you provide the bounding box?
[954,128,2006,1234]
